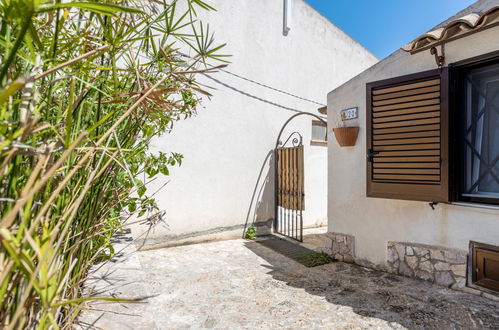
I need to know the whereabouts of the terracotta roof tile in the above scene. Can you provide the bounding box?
[402,6,499,53]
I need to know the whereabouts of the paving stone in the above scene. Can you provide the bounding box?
[405,255,418,269]
[434,261,451,271]
[339,243,351,254]
[78,237,499,329]
[415,269,433,282]
[413,246,430,258]
[324,236,333,248]
[450,264,467,277]
[481,292,499,302]
[421,251,431,261]
[395,244,405,260]
[391,259,400,272]
[419,260,433,273]
[399,260,414,277]
[343,255,354,263]
[435,271,456,287]
[452,276,466,289]
[387,246,398,263]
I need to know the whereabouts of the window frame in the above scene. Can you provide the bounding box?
[363,50,499,205]
[450,50,499,206]
[310,119,327,146]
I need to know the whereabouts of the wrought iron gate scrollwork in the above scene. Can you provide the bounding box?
[280,131,303,148]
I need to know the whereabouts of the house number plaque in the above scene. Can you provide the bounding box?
[340,107,358,121]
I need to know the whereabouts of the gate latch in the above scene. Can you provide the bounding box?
[367,149,379,162]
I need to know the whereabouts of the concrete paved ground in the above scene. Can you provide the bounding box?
[77,234,499,329]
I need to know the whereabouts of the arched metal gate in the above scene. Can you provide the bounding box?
[274,112,327,242]
[275,133,305,241]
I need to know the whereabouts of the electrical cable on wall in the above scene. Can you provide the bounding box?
[202,73,304,114]
[179,53,326,107]
[215,67,326,107]
[201,73,326,120]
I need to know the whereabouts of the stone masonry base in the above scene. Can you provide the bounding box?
[323,232,355,263]
[324,232,499,301]
[387,242,467,289]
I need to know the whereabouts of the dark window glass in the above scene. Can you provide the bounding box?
[461,63,499,203]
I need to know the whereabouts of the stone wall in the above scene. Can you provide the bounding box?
[323,234,499,300]
[323,232,355,262]
[387,242,467,289]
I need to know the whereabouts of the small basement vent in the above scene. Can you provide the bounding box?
[366,68,449,202]
[471,242,499,293]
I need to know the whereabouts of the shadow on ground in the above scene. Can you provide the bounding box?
[244,240,499,330]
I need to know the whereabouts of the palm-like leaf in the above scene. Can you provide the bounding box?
[0,0,228,328]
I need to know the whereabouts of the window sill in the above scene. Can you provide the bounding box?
[450,202,499,211]
[310,140,327,146]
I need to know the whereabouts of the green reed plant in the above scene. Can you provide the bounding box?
[0,0,227,328]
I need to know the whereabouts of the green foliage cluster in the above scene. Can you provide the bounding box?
[0,0,226,328]
[298,251,334,267]
[245,225,257,240]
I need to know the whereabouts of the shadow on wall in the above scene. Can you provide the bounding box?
[243,241,499,329]
[243,150,275,238]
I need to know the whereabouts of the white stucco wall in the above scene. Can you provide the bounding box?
[327,12,499,265]
[133,0,377,245]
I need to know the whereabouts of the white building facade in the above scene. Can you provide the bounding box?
[326,0,499,295]
[132,0,378,248]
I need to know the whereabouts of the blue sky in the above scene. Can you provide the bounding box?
[304,0,476,59]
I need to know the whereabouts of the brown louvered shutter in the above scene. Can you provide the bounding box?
[366,68,449,202]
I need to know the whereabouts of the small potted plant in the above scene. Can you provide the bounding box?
[333,120,359,147]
